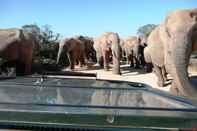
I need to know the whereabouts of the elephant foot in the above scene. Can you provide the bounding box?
[134,65,140,69]
[94,63,100,66]
[163,77,167,83]
[157,81,164,87]
[170,86,180,96]
[104,68,110,71]
[170,82,181,96]
[112,70,121,75]
[144,64,153,73]
[130,64,134,68]
[66,66,74,71]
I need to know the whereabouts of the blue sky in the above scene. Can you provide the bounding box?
[0,0,196,38]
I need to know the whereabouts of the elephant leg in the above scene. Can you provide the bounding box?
[161,66,167,82]
[67,52,75,70]
[98,56,104,67]
[24,50,33,75]
[95,51,103,67]
[127,55,131,65]
[75,59,79,66]
[125,51,130,64]
[79,50,86,67]
[78,55,84,67]
[134,56,140,69]
[24,60,32,75]
[153,64,165,87]
[145,63,153,73]
[112,50,121,75]
[139,54,145,68]
[102,50,110,71]
[170,81,181,96]
[129,55,134,68]
[96,53,100,65]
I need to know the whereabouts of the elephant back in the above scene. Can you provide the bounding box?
[101,32,120,51]
[0,29,23,52]
[123,36,139,54]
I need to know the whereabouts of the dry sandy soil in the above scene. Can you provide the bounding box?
[74,61,197,93]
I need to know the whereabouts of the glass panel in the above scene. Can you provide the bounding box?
[0,77,194,109]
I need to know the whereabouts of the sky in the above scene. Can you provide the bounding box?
[0,0,196,38]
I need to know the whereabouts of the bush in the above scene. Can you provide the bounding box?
[22,24,70,72]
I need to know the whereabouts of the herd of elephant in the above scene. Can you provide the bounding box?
[0,8,197,99]
[57,33,147,75]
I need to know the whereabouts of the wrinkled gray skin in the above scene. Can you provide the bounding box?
[0,28,35,75]
[56,38,86,70]
[144,9,197,98]
[94,32,121,75]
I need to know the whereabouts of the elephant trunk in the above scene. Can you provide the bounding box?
[56,45,64,64]
[170,31,197,98]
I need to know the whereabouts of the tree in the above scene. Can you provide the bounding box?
[40,24,60,45]
[137,24,157,38]
[22,24,42,44]
[22,24,63,71]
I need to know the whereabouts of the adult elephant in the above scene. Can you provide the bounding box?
[94,32,121,75]
[0,28,35,75]
[77,36,96,63]
[56,37,86,70]
[144,27,168,87]
[144,8,197,98]
[122,36,146,68]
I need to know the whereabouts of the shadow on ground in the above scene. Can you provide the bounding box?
[121,65,147,75]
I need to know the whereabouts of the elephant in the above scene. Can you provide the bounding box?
[93,32,121,75]
[56,37,86,70]
[122,36,146,68]
[0,28,35,75]
[93,37,104,67]
[144,27,168,87]
[144,8,197,98]
[77,36,96,63]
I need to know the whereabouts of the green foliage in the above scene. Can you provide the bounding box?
[137,24,158,37]
[22,24,68,71]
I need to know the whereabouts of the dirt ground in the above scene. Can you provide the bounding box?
[74,61,197,93]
